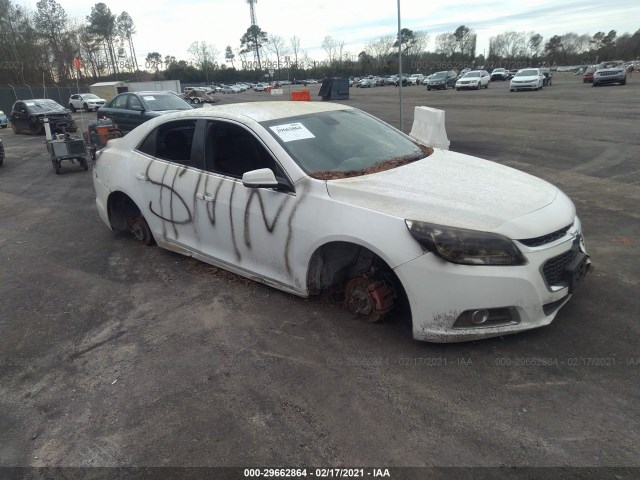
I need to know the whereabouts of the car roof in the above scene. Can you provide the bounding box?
[166,101,353,123]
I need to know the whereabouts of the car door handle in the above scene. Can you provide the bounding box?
[196,193,215,202]
[135,173,148,181]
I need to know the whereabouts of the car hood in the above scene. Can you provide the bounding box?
[325,149,571,237]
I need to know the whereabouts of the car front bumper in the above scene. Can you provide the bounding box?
[511,81,539,90]
[394,219,589,342]
[593,75,625,85]
[456,82,481,89]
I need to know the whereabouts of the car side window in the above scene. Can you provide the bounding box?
[205,121,291,188]
[129,95,143,111]
[112,95,128,109]
[143,120,201,169]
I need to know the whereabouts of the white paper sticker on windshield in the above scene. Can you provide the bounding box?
[269,123,315,142]
[142,96,155,101]
[26,102,35,106]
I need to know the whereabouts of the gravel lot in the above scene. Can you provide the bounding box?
[1,72,639,476]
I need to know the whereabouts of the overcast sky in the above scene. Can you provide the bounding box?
[26,0,640,67]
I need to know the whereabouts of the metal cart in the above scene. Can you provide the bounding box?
[45,123,89,174]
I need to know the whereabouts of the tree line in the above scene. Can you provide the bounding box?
[0,0,139,84]
[1,0,638,86]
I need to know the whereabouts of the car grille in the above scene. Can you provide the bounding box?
[518,224,572,247]
[542,245,578,287]
[599,71,622,76]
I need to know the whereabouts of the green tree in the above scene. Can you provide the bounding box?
[117,11,138,72]
[225,45,235,69]
[240,25,268,70]
[145,52,162,72]
[86,3,118,74]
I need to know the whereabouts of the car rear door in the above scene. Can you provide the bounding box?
[133,118,205,249]
[10,102,30,132]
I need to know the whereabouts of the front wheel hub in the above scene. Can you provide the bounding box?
[345,276,395,323]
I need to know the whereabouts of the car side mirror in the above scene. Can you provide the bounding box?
[242,168,279,188]
[131,105,144,112]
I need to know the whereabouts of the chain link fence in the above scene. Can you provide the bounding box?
[0,84,91,116]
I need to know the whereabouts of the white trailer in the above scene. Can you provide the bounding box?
[127,80,181,94]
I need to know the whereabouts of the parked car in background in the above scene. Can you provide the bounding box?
[508,69,519,78]
[357,78,375,88]
[510,68,544,91]
[456,70,490,90]
[426,71,458,90]
[92,101,589,343]
[68,93,106,112]
[220,85,236,94]
[97,91,193,134]
[593,62,627,87]
[9,99,76,135]
[540,68,553,86]
[409,74,424,85]
[491,68,509,81]
[254,83,270,92]
[393,75,411,87]
[0,109,7,128]
[582,66,597,83]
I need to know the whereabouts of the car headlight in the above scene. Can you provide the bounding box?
[405,220,526,266]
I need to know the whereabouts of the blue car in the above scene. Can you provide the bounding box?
[0,110,8,128]
[97,91,193,134]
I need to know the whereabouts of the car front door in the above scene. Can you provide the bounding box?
[192,120,298,288]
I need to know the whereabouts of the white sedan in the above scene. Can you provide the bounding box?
[510,68,544,91]
[92,102,589,342]
[456,70,490,90]
[68,93,106,112]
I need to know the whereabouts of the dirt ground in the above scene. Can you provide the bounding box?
[0,73,639,477]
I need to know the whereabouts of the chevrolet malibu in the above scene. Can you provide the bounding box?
[510,68,544,91]
[92,102,589,342]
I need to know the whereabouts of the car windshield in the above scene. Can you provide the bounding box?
[26,100,65,112]
[516,69,538,77]
[83,94,100,99]
[141,94,192,111]
[432,72,447,78]
[262,109,432,179]
[464,71,481,78]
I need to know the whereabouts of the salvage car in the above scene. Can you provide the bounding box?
[68,93,106,112]
[490,68,509,81]
[510,68,544,91]
[97,91,193,134]
[93,102,589,343]
[0,109,7,128]
[456,70,490,90]
[426,71,457,90]
[9,99,76,135]
[593,62,627,86]
[582,65,597,83]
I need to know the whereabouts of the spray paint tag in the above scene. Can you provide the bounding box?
[269,122,315,142]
